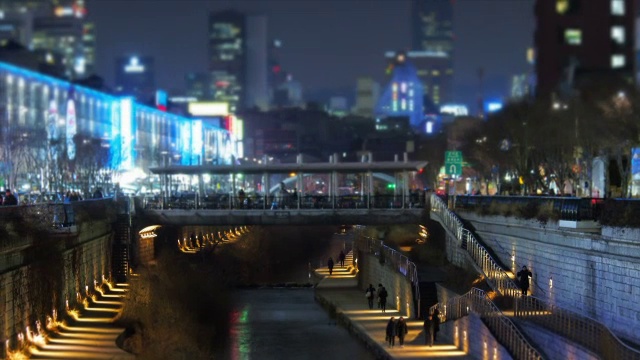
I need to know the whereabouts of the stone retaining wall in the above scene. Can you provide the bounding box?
[0,219,114,357]
[459,212,640,343]
[356,252,415,318]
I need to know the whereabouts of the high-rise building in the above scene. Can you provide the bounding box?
[535,0,635,97]
[376,52,425,128]
[352,77,380,118]
[385,50,451,106]
[411,0,454,105]
[115,55,155,101]
[208,10,268,112]
[185,72,211,100]
[5,0,93,80]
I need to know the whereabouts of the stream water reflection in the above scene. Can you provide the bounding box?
[214,288,374,360]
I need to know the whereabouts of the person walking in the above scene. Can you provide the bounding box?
[396,316,408,347]
[379,286,388,313]
[327,257,334,275]
[385,317,396,348]
[365,284,376,309]
[424,315,434,347]
[377,283,383,308]
[517,265,532,296]
[338,250,346,267]
[432,307,441,342]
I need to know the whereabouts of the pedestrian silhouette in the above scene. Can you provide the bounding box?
[379,286,388,312]
[339,250,346,267]
[424,315,434,346]
[431,307,441,342]
[365,284,376,309]
[517,265,532,296]
[385,317,396,348]
[396,316,408,347]
[327,257,334,275]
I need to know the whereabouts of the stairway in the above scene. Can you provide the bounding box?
[29,283,133,359]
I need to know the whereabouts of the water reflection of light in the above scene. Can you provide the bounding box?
[229,305,251,360]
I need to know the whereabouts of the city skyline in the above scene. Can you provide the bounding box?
[87,0,534,108]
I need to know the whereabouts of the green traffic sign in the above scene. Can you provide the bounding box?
[445,151,463,176]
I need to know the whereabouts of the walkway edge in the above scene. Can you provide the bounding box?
[315,290,392,360]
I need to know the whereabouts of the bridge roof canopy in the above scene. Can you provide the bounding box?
[149,161,428,175]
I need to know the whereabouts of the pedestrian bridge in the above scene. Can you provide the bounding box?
[140,158,429,225]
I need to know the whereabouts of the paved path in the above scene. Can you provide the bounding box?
[29,283,134,360]
[315,252,469,359]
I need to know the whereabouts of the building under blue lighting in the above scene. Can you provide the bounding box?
[0,61,237,192]
[376,52,425,128]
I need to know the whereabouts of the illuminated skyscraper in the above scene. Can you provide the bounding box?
[208,10,268,112]
[0,0,95,79]
[115,55,155,101]
[410,0,454,105]
[376,52,425,128]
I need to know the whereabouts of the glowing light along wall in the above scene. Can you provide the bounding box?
[65,98,77,160]
[119,98,134,170]
[191,120,203,165]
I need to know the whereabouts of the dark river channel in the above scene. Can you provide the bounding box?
[203,226,373,360]
[212,288,374,360]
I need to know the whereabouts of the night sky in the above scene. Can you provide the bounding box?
[88,0,534,109]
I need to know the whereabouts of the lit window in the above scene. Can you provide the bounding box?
[565,29,582,45]
[556,0,569,14]
[611,54,625,68]
[611,26,625,44]
[611,0,625,15]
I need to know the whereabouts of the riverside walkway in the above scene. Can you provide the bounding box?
[29,283,133,359]
[314,252,468,359]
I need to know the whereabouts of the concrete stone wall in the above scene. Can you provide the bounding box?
[460,212,640,343]
[0,219,114,355]
[436,285,513,360]
[357,252,416,318]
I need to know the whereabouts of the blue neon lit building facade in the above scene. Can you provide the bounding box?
[376,52,425,128]
[0,61,237,192]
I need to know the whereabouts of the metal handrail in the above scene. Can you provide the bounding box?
[429,288,544,360]
[432,194,640,359]
[516,296,640,360]
[431,195,521,297]
[354,229,421,319]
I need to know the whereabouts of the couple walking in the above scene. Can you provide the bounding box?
[385,316,408,348]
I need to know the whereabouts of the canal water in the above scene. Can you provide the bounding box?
[213,288,374,360]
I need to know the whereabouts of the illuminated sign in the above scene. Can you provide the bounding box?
[66,97,76,160]
[124,57,145,73]
[486,102,503,113]
[188,102,229,116]
[440,104,469,116]
[156,90,167,111]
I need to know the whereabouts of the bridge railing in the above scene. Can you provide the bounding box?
[144,194,427,211]
[0,197,115,251]
[431,194,521,297]
[354,229,421,319]
[453,195,603,222]
[515,295,640,360]
[429,288,543,360]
